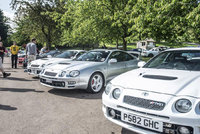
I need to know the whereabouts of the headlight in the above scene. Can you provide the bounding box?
[69,70,80,77]
[112,88,121,99]
[105,82,112,95]
[59,71,66,77]
[175,99,192,113]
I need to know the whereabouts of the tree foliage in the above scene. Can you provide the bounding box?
[0,10,10,43]
[9,0,200,50]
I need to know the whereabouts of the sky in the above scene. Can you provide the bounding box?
[0,0,15,20]
[0,0,15,29]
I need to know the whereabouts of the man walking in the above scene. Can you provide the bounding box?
[26,38,37,65]
[10,41,19,68]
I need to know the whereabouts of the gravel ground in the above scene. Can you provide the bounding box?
[0,57,136,134]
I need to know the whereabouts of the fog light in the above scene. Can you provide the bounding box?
[164,123,172,128]
[109,109,116,119]
[178,126,190,134]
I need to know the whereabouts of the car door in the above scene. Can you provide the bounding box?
[123,52,138,72]
[106,51,127,80]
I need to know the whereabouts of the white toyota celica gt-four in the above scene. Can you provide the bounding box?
[103,48,200,134]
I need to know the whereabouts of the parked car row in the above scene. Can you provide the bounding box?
[26,47,200,134]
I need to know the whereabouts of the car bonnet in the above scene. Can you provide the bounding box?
[111,68,200,98]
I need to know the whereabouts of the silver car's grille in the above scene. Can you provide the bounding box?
[44,71,57,76]
[123,96,165,111]
[31,64,40,67]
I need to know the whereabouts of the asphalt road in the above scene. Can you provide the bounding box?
[0,57,137,134]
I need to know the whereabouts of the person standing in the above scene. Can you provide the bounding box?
[10,41,19,68]
[0,42,5,63]
[26,38,37,65]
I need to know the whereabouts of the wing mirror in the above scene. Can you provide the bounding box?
[108,58,117,64]
[138,61,146,68]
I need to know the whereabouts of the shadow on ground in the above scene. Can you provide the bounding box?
[48,88,103,99]
[121,128,138,134]
[32,76,40,79]
[0,104,17,111]
[0,77,38,81]
[0,87,44,93]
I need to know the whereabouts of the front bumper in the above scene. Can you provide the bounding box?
[102,93,200,134]
[39,76,88,90]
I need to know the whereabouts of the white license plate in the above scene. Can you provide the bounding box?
[121,112,163,132]
[46,79,52,83]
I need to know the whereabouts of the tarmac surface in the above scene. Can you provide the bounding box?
[0,57,136,134]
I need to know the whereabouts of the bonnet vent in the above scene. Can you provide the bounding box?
[142,75,177,80]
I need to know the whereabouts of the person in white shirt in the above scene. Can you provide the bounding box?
[26,38,37,65]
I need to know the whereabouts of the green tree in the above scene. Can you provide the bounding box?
[11,0,62,49]
[0,9,10,42]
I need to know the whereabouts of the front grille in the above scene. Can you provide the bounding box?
[31,64,40,67]
[123,96,165,111]
[40,78,65,87]
[44,71,57,76]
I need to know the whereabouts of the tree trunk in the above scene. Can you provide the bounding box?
[122,37,127,51]
[116,38,119,49]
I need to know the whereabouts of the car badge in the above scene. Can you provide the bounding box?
[142,92,149,96]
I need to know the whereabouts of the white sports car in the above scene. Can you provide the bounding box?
[102,47,200,134]
[27,50,86,76]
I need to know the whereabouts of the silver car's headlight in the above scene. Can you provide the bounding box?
[59,71,66,77]
[112,88,121,100]
[69,70,80,77]
[175,99,192,113]
[105,82,112,95]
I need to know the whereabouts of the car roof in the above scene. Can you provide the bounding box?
[90,49,126,53]
[165,47,200,52]
[65,50,86,52]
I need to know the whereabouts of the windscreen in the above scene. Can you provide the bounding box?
[144,50,200,71]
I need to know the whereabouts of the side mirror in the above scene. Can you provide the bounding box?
[108,58,117,64]
[138,61,146,68]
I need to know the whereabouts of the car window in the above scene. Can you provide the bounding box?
[129,53,139,58]
[56,51,77,58]
[109,51,134,62]
[75,51,110,62]
[144,50,200,71]
[75,51,85,58]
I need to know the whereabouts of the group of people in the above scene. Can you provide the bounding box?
[0,36,38,78]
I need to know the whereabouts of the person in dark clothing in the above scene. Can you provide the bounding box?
[10,41,19,68]
[0,42,5,63]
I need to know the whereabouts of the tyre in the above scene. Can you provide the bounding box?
[87,73,104,93]
[148,53,154,57]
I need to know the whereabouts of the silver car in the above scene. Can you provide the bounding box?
[39,49,139,93]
